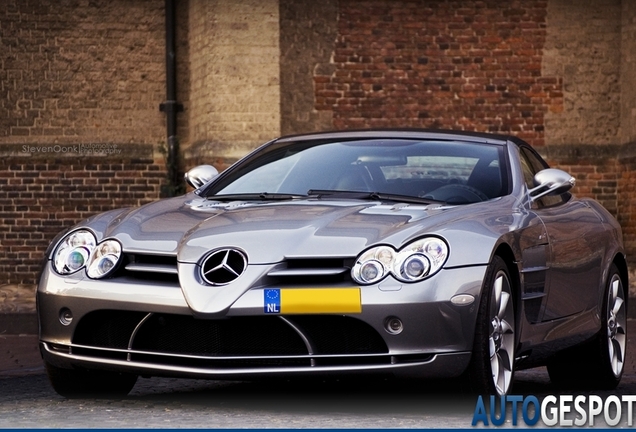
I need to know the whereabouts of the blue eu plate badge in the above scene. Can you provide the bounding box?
[264,289,281,313]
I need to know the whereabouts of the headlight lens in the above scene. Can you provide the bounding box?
[351,237,449,285]
[52,229,122,279]
[351,246,395,284]
[87,240,122,279]
[53,230,97,275]
[398,254,430,281]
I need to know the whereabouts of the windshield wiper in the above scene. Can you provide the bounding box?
[307,189,371,199]
[208,192,307,201]
[307,189,443,205]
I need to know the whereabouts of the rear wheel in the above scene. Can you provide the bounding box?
[465,256,516,396]
[45,362,138,398]
[547,264,626,389]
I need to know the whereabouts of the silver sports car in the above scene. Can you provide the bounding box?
[37,130,628,397]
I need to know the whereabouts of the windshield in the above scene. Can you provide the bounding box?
[203,139,509,204]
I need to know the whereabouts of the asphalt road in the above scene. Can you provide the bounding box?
[2,323,636,428]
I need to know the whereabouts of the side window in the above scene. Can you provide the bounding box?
[519,147,565,207]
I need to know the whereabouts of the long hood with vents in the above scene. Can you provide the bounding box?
[75,193,511,269]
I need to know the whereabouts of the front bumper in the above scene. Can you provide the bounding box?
[38,262,487,380]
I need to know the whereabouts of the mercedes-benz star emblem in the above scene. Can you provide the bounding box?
[200,248,247,286]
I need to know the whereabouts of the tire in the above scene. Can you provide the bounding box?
[45,362,138,398]
[547,263,626,389]
[465,255,516,396]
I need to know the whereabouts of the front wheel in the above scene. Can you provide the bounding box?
[45,362,138,398]
[465,256,516,396]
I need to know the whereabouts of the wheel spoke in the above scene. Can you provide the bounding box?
[611,279,619,305]
[610,339,621,374]
[498,343,513,371]
[495,353,505,392]
[500,318,513,335]
[489,336,496,357]
[616,324,627,337]
[492,276,503,318]
[501,331,515,355]
[612,337,624,363]
[498,291,510,320]
[490,351,500,386]
[613,296,624,316]
[495,351,512,394]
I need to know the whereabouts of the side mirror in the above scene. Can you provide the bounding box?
[528,168,575,201]
[184,165,219,189]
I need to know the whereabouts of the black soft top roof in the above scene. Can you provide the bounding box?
[274,128,529,148]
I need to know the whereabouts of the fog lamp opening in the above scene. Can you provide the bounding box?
[384,316,403,335]
[59,308,73,326]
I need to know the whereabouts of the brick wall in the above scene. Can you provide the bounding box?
[3,0,636,289]
[543,0,622,146]
[0,146,164,285]
[0,0,168,144]
[0,0,171,286]
[621,0,636,142]
[313,0,562,147]
[543,145,621,214]
[186,0,280,166]
[279,0,337,135]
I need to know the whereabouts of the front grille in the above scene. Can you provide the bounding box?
[73,310,147,349]
[265,257,356,285]
[132,315,307,356]
[116,253,179,283]
[288,315,388,354]
[71,311,389,369]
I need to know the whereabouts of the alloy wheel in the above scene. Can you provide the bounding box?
[489,271,515,396]
[606,273,626,377]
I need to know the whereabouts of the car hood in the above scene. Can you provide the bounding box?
[83,193,510,266]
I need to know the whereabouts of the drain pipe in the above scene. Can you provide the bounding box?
[159,0,183,195]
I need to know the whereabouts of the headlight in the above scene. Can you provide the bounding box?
[351,237,449,285]
[351,246,395,284]
[52,229,122,279]
[86,240,122,279]
[53,230,97,275]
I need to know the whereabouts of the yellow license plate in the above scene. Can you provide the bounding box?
[264,288,361,314]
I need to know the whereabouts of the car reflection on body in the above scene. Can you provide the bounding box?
[37,129,628,397]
